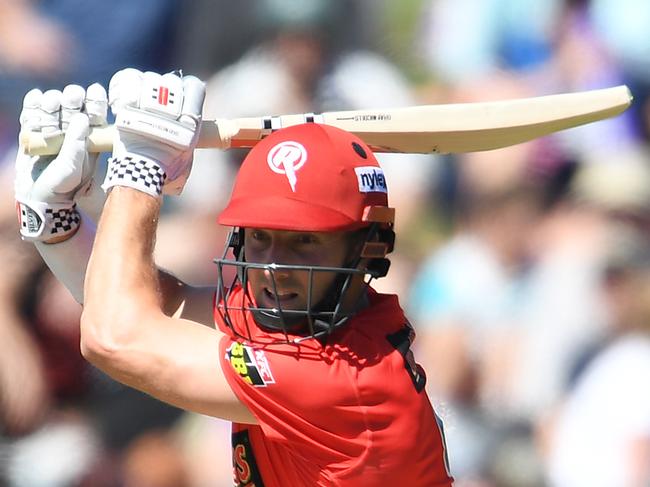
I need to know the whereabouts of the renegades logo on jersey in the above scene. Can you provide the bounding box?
[226,342,276,387]
[232,430,265,486]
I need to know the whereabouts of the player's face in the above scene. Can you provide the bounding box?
[244,228,356,312]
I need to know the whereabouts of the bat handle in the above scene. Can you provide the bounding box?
[19,126,115,155]
[19,119,234,156]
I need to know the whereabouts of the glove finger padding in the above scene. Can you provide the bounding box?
[85,83,108,127]
[181,75,205,122]
[108,68,143,114]
[104,69,205,198]
[20,89,44,130]
[60,85,85,128]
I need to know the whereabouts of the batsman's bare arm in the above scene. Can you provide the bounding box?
[81,186,256,424]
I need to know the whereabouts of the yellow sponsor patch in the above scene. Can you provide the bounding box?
[226,342,275,387]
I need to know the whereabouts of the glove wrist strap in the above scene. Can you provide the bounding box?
[16,200,80,242]
[102,155,167,197]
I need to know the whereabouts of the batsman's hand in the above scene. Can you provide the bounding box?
[14,84,108,243]
[103,68,206,197]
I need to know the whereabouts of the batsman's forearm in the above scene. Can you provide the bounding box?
[34,214,96,303]
[83,187,163,348]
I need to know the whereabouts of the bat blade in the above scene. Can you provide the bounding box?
[19,85,632,156]
[315,85,632,153]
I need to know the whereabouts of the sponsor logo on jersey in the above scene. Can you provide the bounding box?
[232,429,265,486]
[267,141,307,192]
[226,342,275,387]
[355,166,388,193]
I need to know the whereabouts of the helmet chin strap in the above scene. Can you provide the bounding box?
[251,309,331,335]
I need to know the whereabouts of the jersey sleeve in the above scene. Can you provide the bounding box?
[218,335,363,464]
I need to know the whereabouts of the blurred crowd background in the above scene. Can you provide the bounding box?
[1,0,650,486]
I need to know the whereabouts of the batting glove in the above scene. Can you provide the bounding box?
[103,68,206,197]
[14,84,108,243]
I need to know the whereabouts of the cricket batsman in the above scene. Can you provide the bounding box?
[14,69,453,486]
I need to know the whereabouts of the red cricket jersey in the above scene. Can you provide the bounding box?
[216,286,453,486]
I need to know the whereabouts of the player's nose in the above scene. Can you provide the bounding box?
[263,263,292,282]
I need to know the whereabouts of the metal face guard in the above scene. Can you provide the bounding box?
[214,257,371,344]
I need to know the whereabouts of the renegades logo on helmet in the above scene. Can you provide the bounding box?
[266,141,308,192]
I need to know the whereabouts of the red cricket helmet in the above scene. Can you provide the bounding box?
[218,123,392,231]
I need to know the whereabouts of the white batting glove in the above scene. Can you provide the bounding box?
[14,84,108,243]
[103,68,206,197]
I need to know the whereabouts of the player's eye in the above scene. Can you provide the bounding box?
[294,233,319,246]
[249,229,270,243]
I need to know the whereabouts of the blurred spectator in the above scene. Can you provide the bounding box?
[0,250,98,487]
[544,227,650,487]
[409,140,650,485]
[415,0,640,165]
[169,0,260,78]
[588,0,650,138]
[0,253,189,487]
[408,179,547,484]
[417,0,561,83]
[0,0,74,78]
[0,237,49,440]
[499,147,650,425]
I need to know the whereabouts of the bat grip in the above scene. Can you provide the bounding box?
[20,126,115,155]
[19,119,232,156]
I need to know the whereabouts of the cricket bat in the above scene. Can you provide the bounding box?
[20,85,632,156]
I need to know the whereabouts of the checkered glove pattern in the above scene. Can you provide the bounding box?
[103,156,167,198]
[104,69,205,197]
